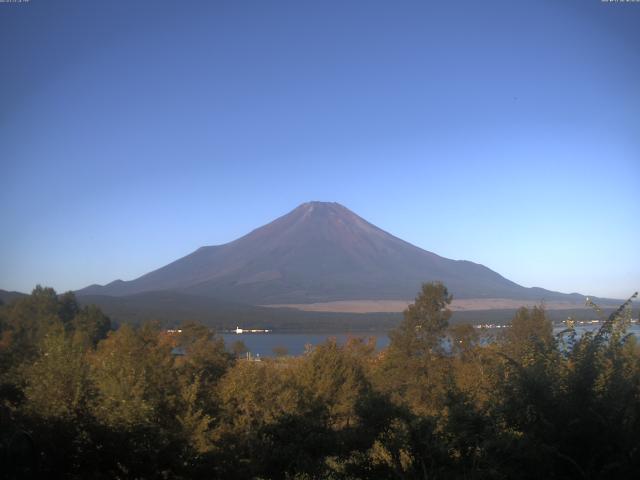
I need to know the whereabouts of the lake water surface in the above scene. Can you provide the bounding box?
[221,332,389,357]
[221,323,640,357]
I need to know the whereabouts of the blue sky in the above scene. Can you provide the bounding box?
[1,0,638,299]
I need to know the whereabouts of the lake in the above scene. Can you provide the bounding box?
[221,323,640,357]
[221,332,390,357]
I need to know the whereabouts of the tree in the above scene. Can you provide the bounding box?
[501,305,555,366]
[175,321,231,384]
[388,282,452,358]
[449,323,480,359]
[1,286,62,363]
[172,322,232,457]
[89,323,175,429]
[22,321,91,421]
[72,304,111,346]
[377,282,452,414]
[87,322,180,478]
[214,358,308,478]
[231,340,248,358]
[57,291,80,328]
[296,338,371,429]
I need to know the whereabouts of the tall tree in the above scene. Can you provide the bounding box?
[22,321,91,421]
[379,282,452,415]
[71,304,111,347]
[89,323,175,429]
[388,282,452,358]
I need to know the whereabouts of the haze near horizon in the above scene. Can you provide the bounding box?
[1,0,638,299]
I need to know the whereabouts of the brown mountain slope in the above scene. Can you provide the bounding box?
[77,202,587,305]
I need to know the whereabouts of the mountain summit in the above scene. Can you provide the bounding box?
[78,202,583,304]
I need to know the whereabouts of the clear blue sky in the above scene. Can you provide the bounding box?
[1,0,638,299]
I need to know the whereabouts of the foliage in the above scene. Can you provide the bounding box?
[0,286,638,479]
[378,282,452,416]
[388,281,452,358]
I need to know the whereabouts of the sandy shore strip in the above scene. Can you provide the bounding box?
[262,298,594,314]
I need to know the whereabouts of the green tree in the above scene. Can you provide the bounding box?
[175,322,231,385]
[449,323,480,359]
[22,321,91,421]
[297,338,371,429]
[214,358,307,478]
[89,323,175,429]
[71,304,111,346]
[501,305,554,365]
[378,282,452,416]
[172,322,232,457]
[388,282,452,358]
[87,322,181,479]
[231,339,248,358]
[1,286,62,363]
[57,291,80,328]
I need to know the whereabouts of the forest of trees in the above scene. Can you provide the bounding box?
[1,283,638,479]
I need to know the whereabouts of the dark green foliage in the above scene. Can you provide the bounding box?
[479,295,640,479]
[379,282,452,416]
[388,281,452,358]
[231,339,248,358]
[0,286,638,479]
[71,304,111,346]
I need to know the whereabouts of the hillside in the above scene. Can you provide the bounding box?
[0,289,27,305]
[78,202,590,305]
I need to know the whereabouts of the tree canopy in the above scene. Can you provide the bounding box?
[1,285,638,479]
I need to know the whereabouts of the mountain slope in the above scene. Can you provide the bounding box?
[0,289,28,305]
[77,291,401,331]
[77,202,585,304]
